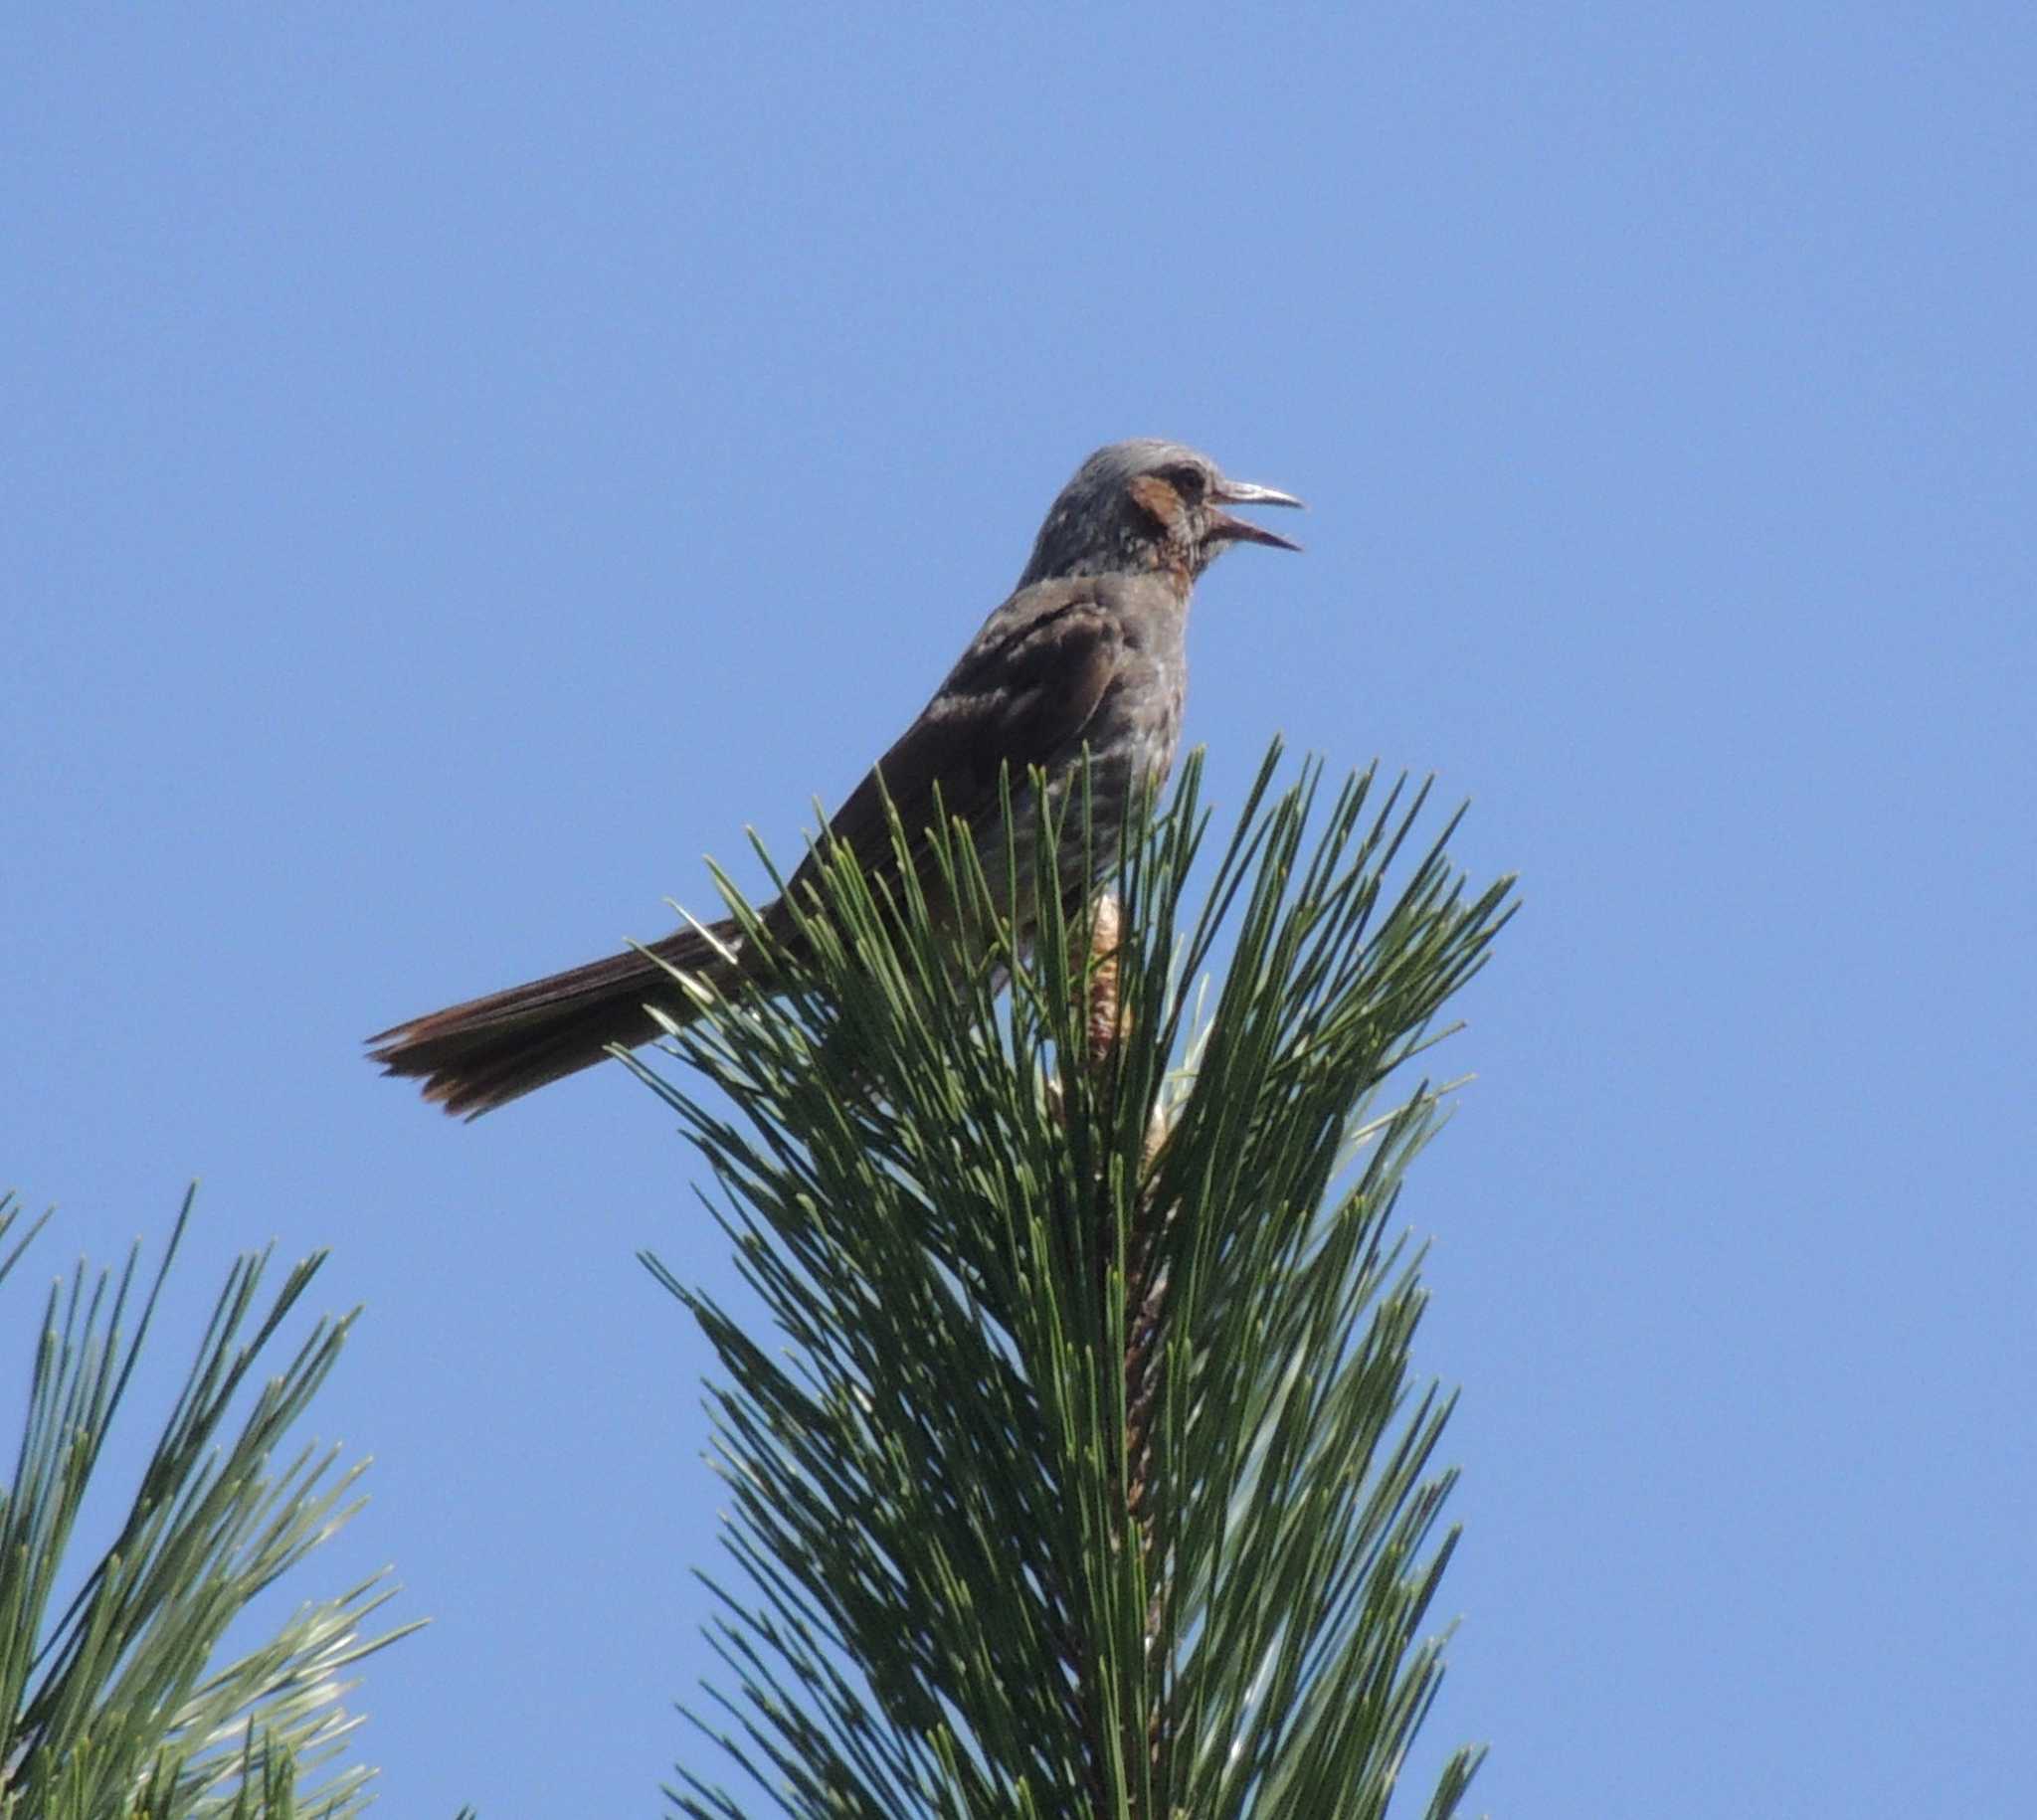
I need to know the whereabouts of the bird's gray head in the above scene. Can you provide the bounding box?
[1018,439,1304,590]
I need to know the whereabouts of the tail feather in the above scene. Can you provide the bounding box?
[369,918,749,1118]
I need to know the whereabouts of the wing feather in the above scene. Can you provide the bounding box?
[794,579,1125,888]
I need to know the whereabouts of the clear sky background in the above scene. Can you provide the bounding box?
[5,7,2032,1815]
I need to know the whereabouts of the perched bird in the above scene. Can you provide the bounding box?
[369,439,1302,1116]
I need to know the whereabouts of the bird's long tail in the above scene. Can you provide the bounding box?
[368,917,752,1118]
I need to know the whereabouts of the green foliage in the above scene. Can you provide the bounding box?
[639,744,1515,1819]
[0,1188,418,1818]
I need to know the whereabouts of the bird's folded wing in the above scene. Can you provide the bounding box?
[796,578,1127,886]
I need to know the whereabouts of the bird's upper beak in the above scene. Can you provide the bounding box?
[1207,475,1305,552]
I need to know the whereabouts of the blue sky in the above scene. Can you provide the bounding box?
[5,6,2032,1814]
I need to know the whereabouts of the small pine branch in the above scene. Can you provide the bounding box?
[639,741,1513,1818]
[0,1187,422,1818]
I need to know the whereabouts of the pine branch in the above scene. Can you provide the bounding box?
[640,741,1513,1818]
[0,1188,421,1818]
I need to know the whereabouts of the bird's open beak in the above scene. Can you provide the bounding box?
[1208,476,1305,552]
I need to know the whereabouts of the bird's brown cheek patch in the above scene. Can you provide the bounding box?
[1127,474,1186,534]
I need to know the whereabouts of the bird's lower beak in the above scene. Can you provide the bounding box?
[1208,477,1305,551]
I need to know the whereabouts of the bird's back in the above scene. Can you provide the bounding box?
[801,570,1190,919]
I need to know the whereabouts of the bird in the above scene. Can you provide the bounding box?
[368,439,1302,1116]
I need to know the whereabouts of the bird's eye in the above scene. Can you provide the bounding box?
[1159,463,1207,501]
